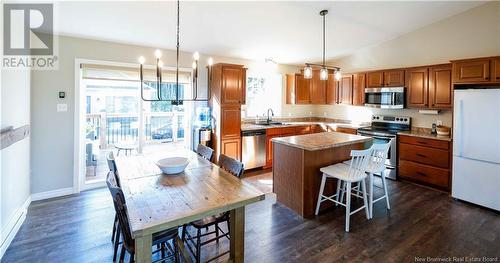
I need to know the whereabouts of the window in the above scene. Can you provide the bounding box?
[245,72,282,117]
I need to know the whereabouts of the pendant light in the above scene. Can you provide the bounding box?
[138,0,212,104]
[303,9,341,81]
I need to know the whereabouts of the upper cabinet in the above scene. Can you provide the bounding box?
[367,70,405,87]
[211,63,247,105]
[339,75,353,105]
[429,64,453,109]
[285,74,295,104]
[310,70,327,104]
[295,74,311,104]
[452,58,490,83]
[406,67,429,108]
[352,73,366,106]
[326,74,338,104]
[367,71,384,88]
[406,64,452,109]
[493,57,500,82]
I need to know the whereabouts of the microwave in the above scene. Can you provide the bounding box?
[365,87,405,109]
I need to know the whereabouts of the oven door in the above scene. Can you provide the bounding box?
[364,87,405,109]
[358,131,398,180]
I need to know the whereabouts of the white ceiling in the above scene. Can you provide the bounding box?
[55,1,486,65]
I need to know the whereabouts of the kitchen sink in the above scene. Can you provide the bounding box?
[255,121,288,126]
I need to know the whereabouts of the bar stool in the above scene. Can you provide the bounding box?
[342,142,391,219]
[315,149,372,232]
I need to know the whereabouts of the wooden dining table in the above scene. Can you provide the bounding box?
[114,147,265,263]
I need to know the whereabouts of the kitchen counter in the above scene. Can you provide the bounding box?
[241,121,368,132]
[272,132,372,151]
[397,129,452,142]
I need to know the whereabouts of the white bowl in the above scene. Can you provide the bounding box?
[156,157,189,175]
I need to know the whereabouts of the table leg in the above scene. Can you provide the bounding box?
[230,207,245,263]
[135,234,152,263]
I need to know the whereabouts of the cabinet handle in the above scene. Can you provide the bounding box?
[416,172,427,177]
[485,77,489,80]
[496,77,500,80]
[416,153,427,158]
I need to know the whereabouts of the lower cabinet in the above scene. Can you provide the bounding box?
[398,134,451,191]
[221,137,241,161]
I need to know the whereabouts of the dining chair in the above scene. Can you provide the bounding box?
[107,152,121,247]
[182,154,244,262]
[107,151,117,173]
[106,172,122,261]
[342,142,391,219]
[315,149,372,232]
[106,172,180,263]
[196,144,214,162]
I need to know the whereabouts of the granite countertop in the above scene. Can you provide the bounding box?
[241,122,368,132]
[397,129,452,142]
[272,132,372,151]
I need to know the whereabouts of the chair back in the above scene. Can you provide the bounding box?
[347,149,373,180]
[218,154,244,178]
[106,172,134,247]
[107,152,121,187]
[196,144,214,162]
[370,142,391,173]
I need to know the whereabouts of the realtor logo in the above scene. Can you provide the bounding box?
[2,3,57,69]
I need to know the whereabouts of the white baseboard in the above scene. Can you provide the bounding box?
[31,187,74,202]
[0,196,31,260]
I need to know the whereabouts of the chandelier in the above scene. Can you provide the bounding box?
[303,10,341,81]
[138,0,213,104]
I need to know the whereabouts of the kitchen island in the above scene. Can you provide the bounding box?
[272,132,372,218]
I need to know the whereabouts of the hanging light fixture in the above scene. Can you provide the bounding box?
[139,0,212,104]
[303,9,341,81]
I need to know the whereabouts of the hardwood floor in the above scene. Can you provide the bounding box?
[3,178,499,263]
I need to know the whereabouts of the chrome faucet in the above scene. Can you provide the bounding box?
[266,108,274,124]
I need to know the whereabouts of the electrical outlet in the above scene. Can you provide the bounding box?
[436,120,443,126]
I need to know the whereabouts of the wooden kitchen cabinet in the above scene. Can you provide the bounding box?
[452,58,490,83]
[310,71,327,104]
[406,67,429,108]
[383,69,405,87]
[220,106,241,138]
[219,64,246,104]
[326,75,338,104]
[352,73,366,106]
[221,137,241,161]
[333,126,358,135]
[367,71,384,88]
[492,57,500,82]
[339,75,353,105]
[286,74,295,104]
[398,134,451,191]
[429,64,453,109]
[295,74,311,104]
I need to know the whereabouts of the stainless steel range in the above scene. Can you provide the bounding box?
[357,115,411,180]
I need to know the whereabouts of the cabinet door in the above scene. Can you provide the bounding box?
[326,75,338,104]
[310,71,326,104]
[221,138,241,161]
[492,57,500,83]
[295,74,311,104]
[452,59,490,83]
[221,66,245,104]
[384,70,405,87]
[429,64,453,109]
[352,73,366,106]
[367,71,384,88]
[221,106,241,138]
[286,74,295,104]
[406,67,429,108]
[265,135,278,168]
[339,75,353,105]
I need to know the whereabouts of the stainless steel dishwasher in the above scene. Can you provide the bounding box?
[241,129,266,170]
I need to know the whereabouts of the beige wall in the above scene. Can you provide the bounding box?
[318,1,500,128]
[1,68,31,256]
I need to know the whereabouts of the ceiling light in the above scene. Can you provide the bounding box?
[207,57,214,66]
[138,56,145,64]
[303,9,341,81]
[335,70,342,81]
[193,51,200,61]
[154,49,162,59]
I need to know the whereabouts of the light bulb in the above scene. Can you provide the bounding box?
[154,49,162,59]
[192,61,197,69]
[138,56,145,64]
[193,51,200,61]
[320,68,328,81]
[304,65,313,79]
[334,70,342,81]
[207,57,214,66]
[158,61,163,68]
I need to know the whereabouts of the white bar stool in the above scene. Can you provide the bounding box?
[315,149,372,232]
[342,142,391,218]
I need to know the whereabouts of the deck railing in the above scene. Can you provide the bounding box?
[86,112,185,148]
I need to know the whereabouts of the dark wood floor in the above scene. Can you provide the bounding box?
[3,178,499,263]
